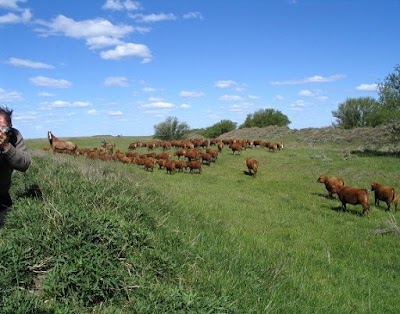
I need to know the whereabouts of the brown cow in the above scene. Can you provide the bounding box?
[165,160,176,174]
[144,158,154,172]
[186,160,202,174]
[230,143,242,155]
[174,160,187,172]
[201,153,212,166]
[245,158,259,177]
[337,186,370,216]
[317,175,346,198]
[371,182,398,211]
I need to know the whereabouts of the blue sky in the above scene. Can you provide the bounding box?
[1,0,399,139]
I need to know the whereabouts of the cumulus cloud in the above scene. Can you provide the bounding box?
[298,89,315,97]
[100,42,152,62]
[183,11,203,19]
[179,90,204,98]
[0,0,26,11]
[108,110,123,116]
[356,83,378,91]
[0,8,32,24]
[6,57,54,69]
[215,80,237,88]
[0,87,23,102]
[87,109,98,115]
[270,74,345,85]
[140,97,175,109]
[180,103,191,109]
[44,100,91,108]
[133,13,176,23]
[30,76,72,88]
[102,0,141,11]
[103,76,130,87]
[219,94,243,102]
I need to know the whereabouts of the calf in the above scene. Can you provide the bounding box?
[317,175,346,198]
[337,186,370,216]
[370,182,398,211]
[245,158,259,177]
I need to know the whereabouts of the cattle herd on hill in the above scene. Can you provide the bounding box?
[45,132,398,216]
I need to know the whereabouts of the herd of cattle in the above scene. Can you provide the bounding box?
[45,131,398,216]
[45,134,283,176]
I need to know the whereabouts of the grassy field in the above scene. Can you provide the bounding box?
[1,131,400,313]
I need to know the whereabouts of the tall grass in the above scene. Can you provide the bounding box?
[1,136,400,313]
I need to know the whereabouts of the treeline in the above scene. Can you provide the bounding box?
[153,64,400,141]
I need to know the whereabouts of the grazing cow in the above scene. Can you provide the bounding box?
[156,158,167,169]
[245,158,259,177]
[337,186,370,216]
[230,143,242,155]
[371,182,398,211]
[317,175,346,198]
[206,148,218,162]
[186,160,202,174]
[174,160,187,172]
[265,142,278,152]
[144,158,154,172]
[165,160,176,174]
[276,142,284,150]
[48,131,77,155]
[201,153,212,166]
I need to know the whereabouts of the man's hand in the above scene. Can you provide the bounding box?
[0,126,10,151]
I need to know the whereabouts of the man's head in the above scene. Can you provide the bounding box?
[0,106,13,127]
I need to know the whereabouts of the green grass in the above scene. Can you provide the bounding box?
[1,137,400,313]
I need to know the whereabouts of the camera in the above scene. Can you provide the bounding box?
[0,126,10,133]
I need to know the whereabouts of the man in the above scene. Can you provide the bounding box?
[0,106,31,226]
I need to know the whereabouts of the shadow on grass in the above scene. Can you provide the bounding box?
[332,205,366,217]
[351,149,400,158]
[16,184,43,200]
[311,192,337,200]
[243,170,255,177]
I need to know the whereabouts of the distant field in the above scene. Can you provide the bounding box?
[1,127,399,312]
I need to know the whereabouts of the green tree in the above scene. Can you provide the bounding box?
[202,120,237,138]
[332,97,381,129]
[377,65,400,139]
[153,116,190,141]
[239,109,290,128]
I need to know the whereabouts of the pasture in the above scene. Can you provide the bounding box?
[1,130,400,313]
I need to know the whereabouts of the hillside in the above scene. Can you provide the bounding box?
[219,125,396,148]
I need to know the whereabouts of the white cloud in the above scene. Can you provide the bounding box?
[0,8,31,24]
[298,89,315,97]
[215,80,237,88]
[88,109,98,115]
[30,76,72,88]
[43,100,91,108]
[356,83,378,91]
[141,101,174,109]
[0,87,23,102]
[229,103,252,112]
[108,110,123,116]
[180,103,191,109]
[270,74,345,85]
[0,0,26,11]
[38,92,54,97]
[103,76,130,87]
[219,94,243,102]
[6,57,54,69]
[102,0,141,11]
[275,94,284,101]
[180,90,204,98]
[183,11,203,20]
[100,42,152,62]
[134,13,176,23]
[142,86,156,92]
